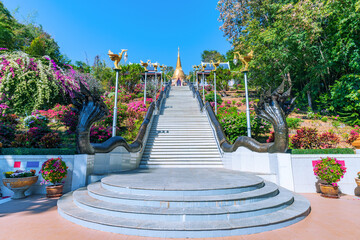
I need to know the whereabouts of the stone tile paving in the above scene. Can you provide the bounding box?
[0,193,359,240]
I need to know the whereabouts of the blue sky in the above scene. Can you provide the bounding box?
[3,0,231,73]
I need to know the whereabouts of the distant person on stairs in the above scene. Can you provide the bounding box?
[177,78,181,86]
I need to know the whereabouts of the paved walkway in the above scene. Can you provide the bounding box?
[0,193,359,240]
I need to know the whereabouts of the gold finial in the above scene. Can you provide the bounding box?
[234,50,253,72]
[108,49,128,69]
[140,60,151,72]
[210,60,220,71]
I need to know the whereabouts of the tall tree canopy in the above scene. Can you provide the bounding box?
[0,2,69,66]
[218,0,360,109]
[201,50,226,62]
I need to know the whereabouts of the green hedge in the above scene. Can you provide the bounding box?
[291,148,354,155]
[0,148,76,155]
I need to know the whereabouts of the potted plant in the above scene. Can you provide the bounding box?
[2,169,38,199]
[313,157,347,198]
[355,172,360,187]
[39,157,68,198]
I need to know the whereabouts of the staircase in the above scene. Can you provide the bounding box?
[140,86,222,168]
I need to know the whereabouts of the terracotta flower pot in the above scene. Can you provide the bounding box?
[2,176,38,199]
[355,178,360,187]
[319,183,339,199]
[46,184,64,198]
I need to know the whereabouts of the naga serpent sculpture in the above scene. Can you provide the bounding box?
[72,82,164,154]
[203,77,295,153]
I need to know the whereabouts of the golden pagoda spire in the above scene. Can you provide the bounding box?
[172,47,185,82]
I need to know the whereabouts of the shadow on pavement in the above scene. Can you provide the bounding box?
[0,194,58,217]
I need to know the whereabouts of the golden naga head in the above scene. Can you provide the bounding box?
[108,49,128,69]
[210,60,220,71]
[234,50,253,72]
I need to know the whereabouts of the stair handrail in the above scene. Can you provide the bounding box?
[188,82,204,111]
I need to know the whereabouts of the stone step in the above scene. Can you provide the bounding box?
[72,188,294,221]
[139,164,223,169]
[87,181,279,208]
[58,193,310,238]
[143,148,219,152]
[142,155,220,160]
[144,142,218,146]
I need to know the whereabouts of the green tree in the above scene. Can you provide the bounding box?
[92,55,115,91]
[119,64,143,93]
[208,67,232,95]
[218,0,360,110]
[201,50,225,62]
[0,2,15,49]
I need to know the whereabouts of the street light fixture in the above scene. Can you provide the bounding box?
[233,50,254,137]
[140,60,151,105]
[210,60,220,115]
[153,62,159,102]
[108,49,128,137]
[160,65,167,89]
[200,63,207,103]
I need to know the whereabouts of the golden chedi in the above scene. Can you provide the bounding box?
[172,47,185,86]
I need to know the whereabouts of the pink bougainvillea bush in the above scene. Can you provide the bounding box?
[313,157,347,186]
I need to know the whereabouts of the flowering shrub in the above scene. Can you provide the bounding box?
[319,132,340,149]
[90,125,112,143]
[205,92,223,104]
[0,124,16,147]
[313,157,347,186]
[267,131,275,143]
[24,114,49,128]
[39,132,61,148]
[291,127,340,149]
[39,157,68,185]
[4,169,36,178]
[11,126,55,148]
[357,171,360,179]
[346,125,360,144]
[205,85,212,92]
[0,51,78,114]
[0,113,18,126]
[11,132,34,148]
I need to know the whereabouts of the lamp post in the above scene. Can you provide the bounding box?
[153,63,159,102]
[108,49,128,137]
[192,65,198,88]
[233,50,253,138]
[160,65,166,89]
[201,63,207,103]
[140,60,151,105]
[210,60,220,115]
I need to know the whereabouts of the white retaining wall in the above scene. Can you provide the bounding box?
[222,147,360,195]
[0,155,92,198]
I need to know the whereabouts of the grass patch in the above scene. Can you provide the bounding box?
[291,148,354,155]
[0,148,76,155]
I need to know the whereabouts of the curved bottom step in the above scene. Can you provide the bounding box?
[58,192,310,238]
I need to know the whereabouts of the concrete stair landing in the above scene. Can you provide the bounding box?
[58,168,310,238]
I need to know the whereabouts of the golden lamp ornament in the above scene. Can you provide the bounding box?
[210,60,220,71]
[108,49,128,69]
[140,60,151,72]
[233,50,253,72]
